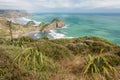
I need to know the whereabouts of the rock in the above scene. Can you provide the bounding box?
[39,22,49,32]
[50,18,65,28]
[25,21,35,27]
[39,18,65,33]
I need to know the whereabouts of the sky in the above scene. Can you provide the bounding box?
[0,0,120,13]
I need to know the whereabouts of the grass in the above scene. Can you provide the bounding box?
[0,36,120,80]
[0,47,34,80]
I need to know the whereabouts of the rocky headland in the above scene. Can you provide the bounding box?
[0,9,66,39]
[39,18,65,33]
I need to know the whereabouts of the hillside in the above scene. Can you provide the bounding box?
[0,9,30,18]
[0,17,40,39]
[0,36,120,80]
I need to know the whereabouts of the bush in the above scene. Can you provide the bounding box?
[105,55,120,66]
[90,41,112,53]
[27,39,72,61]
[83,54,117,80]
[66,43,89,54]
[0,47,34,80]
[14,47,59,80]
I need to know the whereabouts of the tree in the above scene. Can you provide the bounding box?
[7,21,13,41]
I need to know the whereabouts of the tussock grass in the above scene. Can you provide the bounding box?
[83,53,119,80]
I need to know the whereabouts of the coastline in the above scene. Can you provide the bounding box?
[1,13,120,45]
[0,16,41,39]
[0,16,67,39]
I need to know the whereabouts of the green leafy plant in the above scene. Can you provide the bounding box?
[83,54,117,80]
[14,47,55,70]
[14,47,58,80]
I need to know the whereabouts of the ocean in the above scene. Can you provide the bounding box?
[23,13,120,45]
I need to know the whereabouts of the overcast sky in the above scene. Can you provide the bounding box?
[0,0,120,13]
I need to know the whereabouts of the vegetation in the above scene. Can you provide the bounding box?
[0,36,120,80]
[39,22,49,31]
[84,54,117,80]
[7,21,13,41]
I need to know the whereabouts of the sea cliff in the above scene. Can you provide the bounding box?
[0,9,30,18]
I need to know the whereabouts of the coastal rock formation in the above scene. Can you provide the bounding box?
[39,18,65,33]
[25,21,36,27]
[50,18,65,28]
[0,17,40,39]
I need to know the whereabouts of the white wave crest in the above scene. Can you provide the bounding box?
[10,17,41,26]
[62,24,69,29]
[49,30,65,39]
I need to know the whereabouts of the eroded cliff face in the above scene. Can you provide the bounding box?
[39,18,65,33]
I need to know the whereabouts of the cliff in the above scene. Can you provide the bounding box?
[0,9,30,18]
[0,17,40,39]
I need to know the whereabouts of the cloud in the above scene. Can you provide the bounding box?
[0,0,34,10]
[76,0,120,9]
[36,0,120,9]
[0,0,120,12]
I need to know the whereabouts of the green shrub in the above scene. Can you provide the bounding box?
[14,47,57,71]
[0,47,34,80]
[27,40,72,61]
[82,36,116,46]
[84,54,117,80]
[90,41,112,53]
[14,47,59,80]
[105,55,120,66]
[66,43,89,54]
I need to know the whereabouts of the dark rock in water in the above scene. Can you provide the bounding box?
[39,18,65,33]
[25,21,36,27]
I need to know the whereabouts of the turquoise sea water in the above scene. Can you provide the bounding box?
[28,13,120,45]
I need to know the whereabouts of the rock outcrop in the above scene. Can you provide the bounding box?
[25,21,36,27]
[50,18,65,28]
[39,18,65,33]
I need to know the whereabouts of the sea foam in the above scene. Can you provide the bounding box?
[11,17,41,26]
[49,30,66,39]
